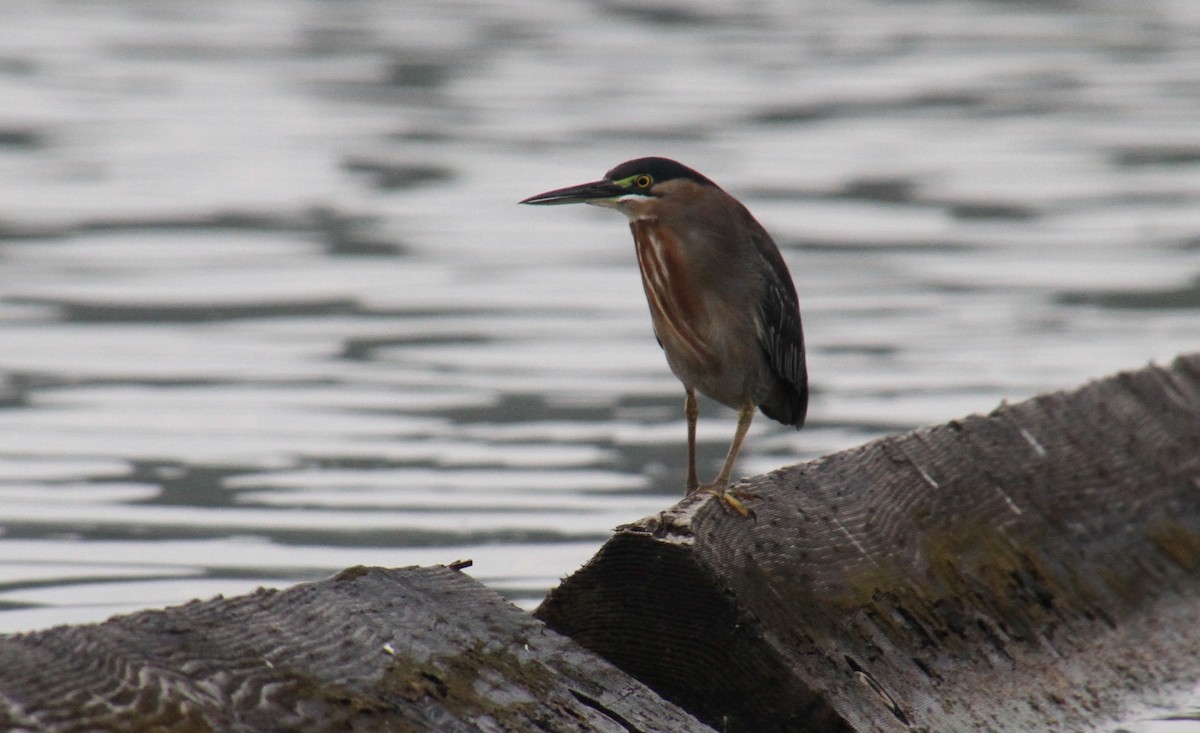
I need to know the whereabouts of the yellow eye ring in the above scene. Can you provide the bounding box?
[634,175,653,189]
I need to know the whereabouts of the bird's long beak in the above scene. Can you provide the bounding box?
[520,179,624,205]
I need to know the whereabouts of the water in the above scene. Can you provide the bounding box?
[1,0,1199,728]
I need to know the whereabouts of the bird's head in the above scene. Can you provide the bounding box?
[520,157,719,218]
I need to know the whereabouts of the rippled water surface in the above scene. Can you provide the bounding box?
[2,1,1200,727]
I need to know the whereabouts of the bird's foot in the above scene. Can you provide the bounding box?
[688,483,758,519]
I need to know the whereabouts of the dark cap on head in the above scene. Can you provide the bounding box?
[605,157,720,189]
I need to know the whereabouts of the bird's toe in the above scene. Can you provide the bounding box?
[696,484,757,519]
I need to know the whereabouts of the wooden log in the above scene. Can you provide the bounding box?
[0,564,715,732]
[536,353,1200,732]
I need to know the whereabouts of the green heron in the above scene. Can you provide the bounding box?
[521,157,807,511]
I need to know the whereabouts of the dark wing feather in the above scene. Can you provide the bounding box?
[748,219,808,428]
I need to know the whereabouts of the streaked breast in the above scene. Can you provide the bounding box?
[630,219,716,374]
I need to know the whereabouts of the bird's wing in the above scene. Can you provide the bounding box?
[749,220,808,427]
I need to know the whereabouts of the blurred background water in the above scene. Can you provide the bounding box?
[1,0,1199,728]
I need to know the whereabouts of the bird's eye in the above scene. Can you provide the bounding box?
[634,175,653,189]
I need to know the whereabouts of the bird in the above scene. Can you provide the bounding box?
[521,157,807,513]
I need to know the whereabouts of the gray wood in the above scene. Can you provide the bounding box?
[0,564,715,732]
[536,353,1200,732]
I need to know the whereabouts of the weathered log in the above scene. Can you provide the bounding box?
[3,356,1198,732]
[536,353,1200,732]
[0,564,714,732]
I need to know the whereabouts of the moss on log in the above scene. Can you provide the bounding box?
[0,564,715,732]
[536,353,1200,732]
[2,355,1198,732]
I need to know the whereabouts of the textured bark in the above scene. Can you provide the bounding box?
[0,565,714,732]
[3,356,1199,733]
[536,353,1200,733]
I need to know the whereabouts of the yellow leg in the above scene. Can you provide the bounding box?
[712,401,755,488]
[684,388,699,494]
[697,401,758,518]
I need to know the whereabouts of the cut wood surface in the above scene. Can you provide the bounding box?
[536,353,1200,732]
[2,356,1198,732]
[0,564,715,732]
